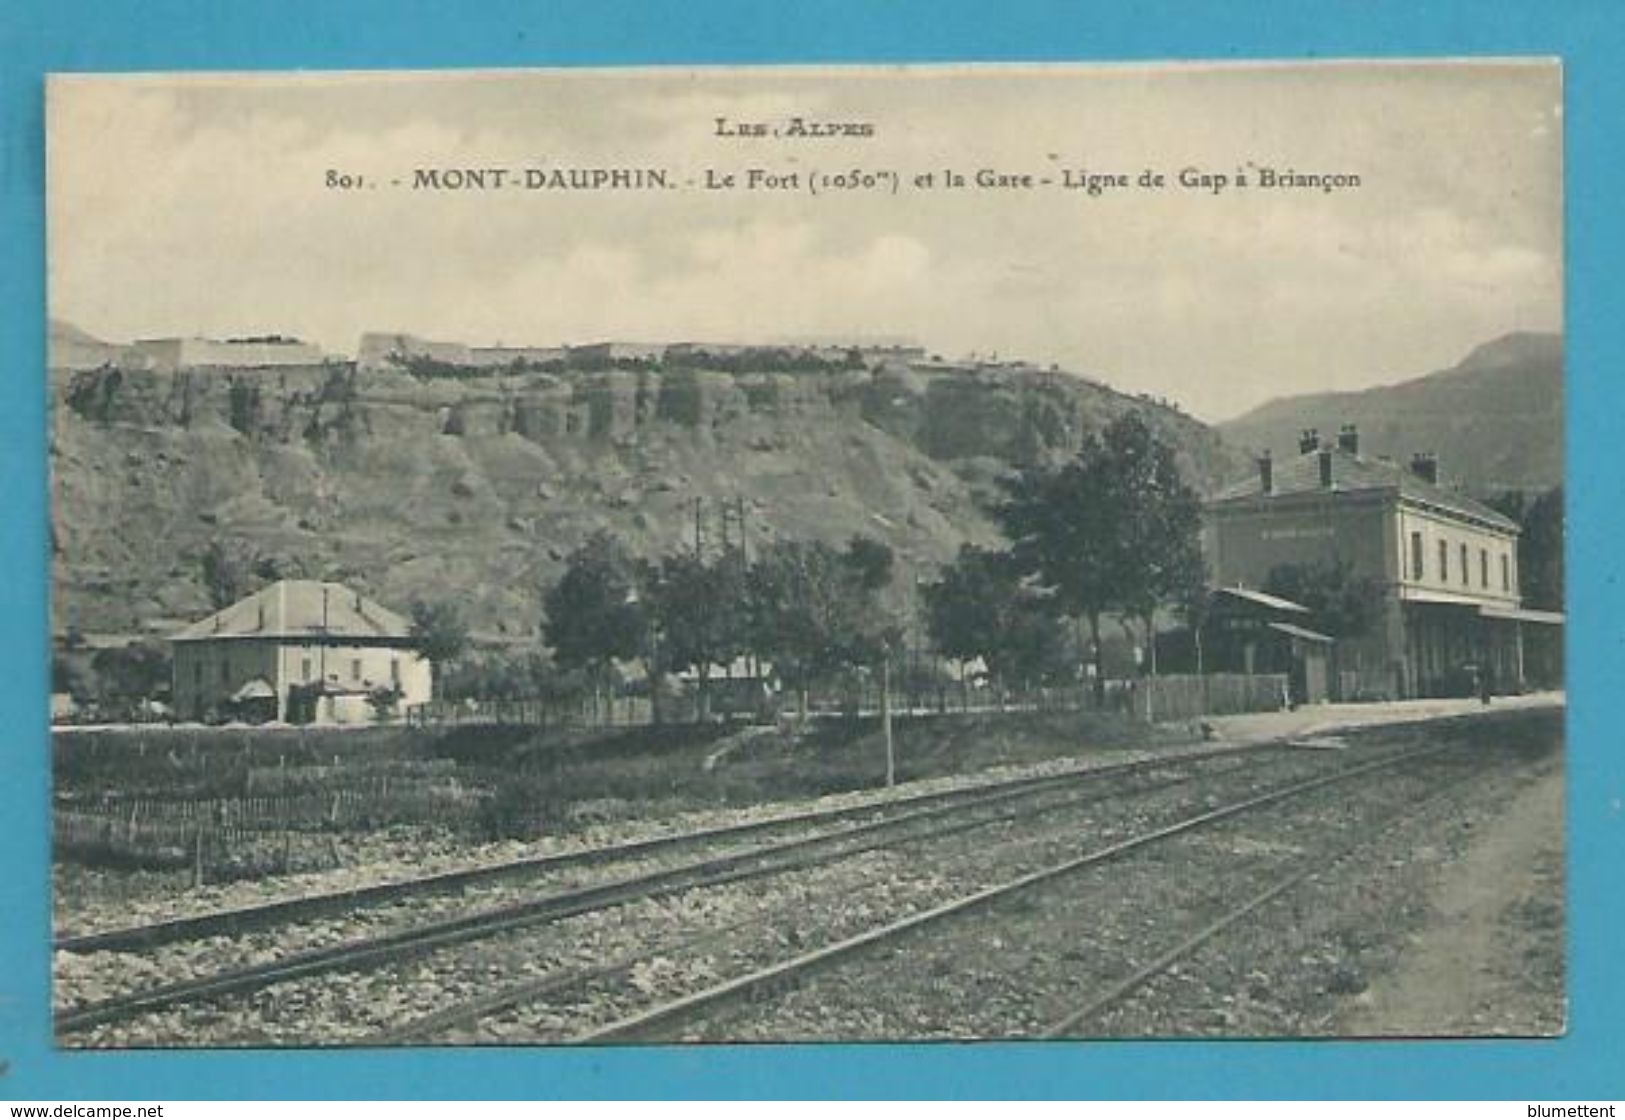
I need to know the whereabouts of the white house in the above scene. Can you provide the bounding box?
[169,580,432,724]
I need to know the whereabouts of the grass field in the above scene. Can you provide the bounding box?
[53,710,1190,879]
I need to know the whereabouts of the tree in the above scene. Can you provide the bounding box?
[841,535,895,593]
[1173,579,1215,679]
[200,539,256,609]
[367,683,404,722]
[89,640,171,711]
[252,553,308,583]
[1520,485,1564,610]
[923,544,1068,690]
[1490,486,1564,611]
[997,453,1115,703]
[997,412,1204,704]
[747,539,899,720]
[648,548,748,720]
[746,540,843,717]
[1263,560,1385,639]
[1098,414,1205,675]
[409,598,470,689]
[51,652,97,704]
[542,532,649,719]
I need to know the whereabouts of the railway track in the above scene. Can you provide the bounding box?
[58,738,1302,1037]
[60,712,1547,1046]
[559,734,1508,1040]
[1035,779,1472,1037]
[355,730,1482,1045]
[57,738,1281,956]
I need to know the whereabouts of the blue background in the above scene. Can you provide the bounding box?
[2,0,1619,1100]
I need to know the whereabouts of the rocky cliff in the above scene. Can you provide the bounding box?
[49,342,1245,639]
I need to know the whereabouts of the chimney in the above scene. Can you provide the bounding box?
[1337,424,1359,455]
[1258,449,1274,495]
[1318,447,1334,489]
[1410,452,1439,485]
[1298,428,1320,455]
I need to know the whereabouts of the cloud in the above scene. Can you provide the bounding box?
[47,65,1561,420]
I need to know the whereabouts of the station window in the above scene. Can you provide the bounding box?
[1502,553,1511,591]
[1459,543,1469,585]
[390,658,401,685]
[351,658,363,681]
[1410,532,1423,581]
[1480,548,1489,588]
[1438,539,1449,582]
[301,656,313,682]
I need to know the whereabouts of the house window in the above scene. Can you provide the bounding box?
[1460,543,1469,586]
[1502,553,1511,591]
[1480,548,1489,588]
[1410,532,1424,581]
[1438,539,1449,582]
[351,658,362,682]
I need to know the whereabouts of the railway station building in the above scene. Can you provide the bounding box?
[1203,426,1563,700]
[169,580,433,723]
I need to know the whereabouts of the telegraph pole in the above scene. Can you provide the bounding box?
[882,654,895,787]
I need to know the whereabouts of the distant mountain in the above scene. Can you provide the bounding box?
[1218,333,1562,494]
[49,319,131,371]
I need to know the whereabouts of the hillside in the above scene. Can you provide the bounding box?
[48,331,1246,640]
[49,318,131,371]
[1218,333,1563,494]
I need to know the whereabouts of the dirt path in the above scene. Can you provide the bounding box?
[1342,761,1565,1036]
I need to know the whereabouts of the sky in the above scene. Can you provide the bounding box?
[46,62,1561,421]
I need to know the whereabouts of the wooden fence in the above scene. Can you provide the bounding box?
[407,673,1291,729]
[68,777,479,828]
[242,757,459,795]
[54,777,487,880]
[1142,673,1291,722]
[407,695,671,729]
[1334,668,1396,703]
[55,810,343,880]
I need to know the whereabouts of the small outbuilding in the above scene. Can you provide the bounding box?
[1203,587,1334,706]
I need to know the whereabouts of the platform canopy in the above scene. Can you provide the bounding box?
[1266,621,1335,644]
[1215,586,1313,614]
[1478,604,1566,626]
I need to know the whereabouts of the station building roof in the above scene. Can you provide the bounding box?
[1208,445,1519,533]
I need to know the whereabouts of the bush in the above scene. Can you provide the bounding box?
[476,772,569,840]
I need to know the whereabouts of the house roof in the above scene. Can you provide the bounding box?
[171,580,413,643]
[1209,446,1518,532]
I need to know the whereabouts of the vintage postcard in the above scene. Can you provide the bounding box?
[45,62,1563,1047]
